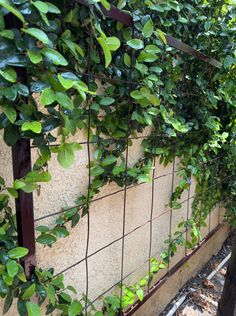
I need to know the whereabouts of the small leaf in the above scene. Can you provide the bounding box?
[36,234,57,245]
[6,260,19,278]
[136,288,143,301]
[28,50,42,64]
[101,0,110,11]
[42,48,68,66]
[101,155,117,166]
[99,97,115,106]
[68,300,83,316]
[26,302,41,316]
[22,284,36,300]
[91,166,105,177]
[46,285,56,306]
[55,92,74,110]
[57,143,74,168]
[156,29,167,44]
[127,39,144,49]
[142,19,153,38]
[8,247,29,259]
[33,1,48,13]
[97,37,111,68]
[23,28,49,45]
[3,105,16,123]
[106,37,121,51]
[22,121,42,134]
[40,88,56,106]
[0,68,17,82]
[0,0,25,23]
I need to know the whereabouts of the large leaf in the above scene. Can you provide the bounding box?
[68,300,83,316]
[22,284,36,300]
[57,143,74,168]
[0,68,17,82]
[6,260,19,278]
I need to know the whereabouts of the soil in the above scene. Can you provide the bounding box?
[160,236,232,316]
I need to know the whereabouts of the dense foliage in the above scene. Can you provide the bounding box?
[0,0,235,315]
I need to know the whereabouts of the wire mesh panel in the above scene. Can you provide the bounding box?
[2,3,227,315]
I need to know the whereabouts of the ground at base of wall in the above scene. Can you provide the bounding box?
[160,237,232,316]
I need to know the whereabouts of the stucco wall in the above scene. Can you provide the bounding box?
[0,131,224,315]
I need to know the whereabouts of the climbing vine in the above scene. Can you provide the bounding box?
[0,0,235,315]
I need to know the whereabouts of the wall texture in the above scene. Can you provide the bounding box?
[0,131,226,315]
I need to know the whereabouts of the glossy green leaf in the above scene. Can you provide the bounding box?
[106,37,121,51]
[127,39,144,49]
[36,234,57,245]
[28,50,42,64]
[97,37,111,68]
[3,105,16,123]
[0,68,17,82]
[6,260,19,278]
[42,48,68,66]
[57,143,74,168]
[23,28,49,45]
[142,19,154,37]
[0,0,24,22]
[22,121,42,134]
[8,247,29,259]
[33,1,48,13]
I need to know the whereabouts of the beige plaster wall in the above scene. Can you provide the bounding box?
[0,131,225,315]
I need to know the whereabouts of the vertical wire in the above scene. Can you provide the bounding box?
[148,154,156,291]
[198,164,205,245]
[167,155,176,274]
[119,110,130,314]
[185,182,191,257]
[84,24,93,316]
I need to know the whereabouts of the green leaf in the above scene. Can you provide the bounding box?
[22,121,42,134]
[0,29,14,39]
[101,0,110,10]
[22,284,36,300]
[36,234,57,245]
[124,53,131,67]
[26,302,41,316]
[91,166,105,177]
[36,226,49,233]
[57,143,74,168]
[55,92,74,110]
[28,50,42,64]
[3,105,16,123]
[97,37,111,68]
[101,155,117,166]
[106,37,121,51]
[6,260,19,278]
[23,28,49,45]
[7,188,18,198]
[68,300,83,316]
[142,19,153,38]
[42,48,68,66]
[58,74,74,89]
[33,1,49,13]
[99,97,115,105]
[136,288,143,301]
[40,88,56,106]
[127,39,144,49]
[24,171,51,183]
[46,2,61,14]
[0,0,25,23]
[46,285,56,306]
[156,29,167,44]
[0,68,17,82]
[8,247,29,259]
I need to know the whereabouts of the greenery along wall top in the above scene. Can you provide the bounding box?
[0,0,235,315]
